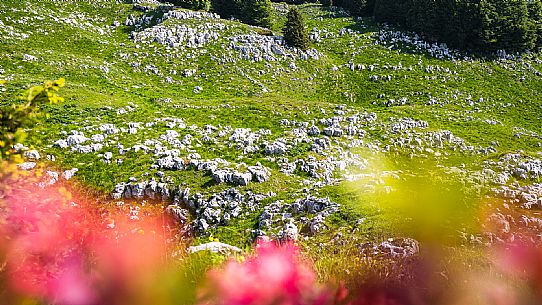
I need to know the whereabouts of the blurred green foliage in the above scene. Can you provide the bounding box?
[0,78,64,177]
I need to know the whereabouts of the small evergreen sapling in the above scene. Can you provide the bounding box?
[283,7,310,50]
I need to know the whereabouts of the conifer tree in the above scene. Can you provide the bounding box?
[527,0,542,49]
[211,0,242,19]
[242,0,272,28]
[283,7,310,50]
[168,0,210,10]
[480,0,534,51]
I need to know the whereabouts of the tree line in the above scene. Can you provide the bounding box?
[277,0,542,52]
[371,0,542,52]
[162,0,273,28]
[160,0,542,53]
[162,0,311,50]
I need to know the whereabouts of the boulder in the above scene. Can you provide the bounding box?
[17,162,36,171]
[62,168,78,180]
[308,125,320,136]
[248,164,271,182]
[188,242,242,254]
[24,150,40,160]
[67,134,88,146]
[279,220,298,241]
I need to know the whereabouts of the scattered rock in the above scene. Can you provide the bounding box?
[188,242,242,254]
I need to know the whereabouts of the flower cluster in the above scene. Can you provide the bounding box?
[200,241,344,305]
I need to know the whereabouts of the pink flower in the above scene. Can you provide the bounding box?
[1,182,170,305]
[494,242,542,298]
[201,241,333,305]
[46,256,98,305]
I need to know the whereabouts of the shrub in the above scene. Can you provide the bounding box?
[0,79,64,162]
[256,28,275,36]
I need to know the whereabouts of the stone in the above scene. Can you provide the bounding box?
[308,125,320,136]
[345,125,357,136]
[67,134,88,146]
[38,171,59,187]
[264,141,287,155]
[183,69,197,77]
[23,54,37,61]
[212,169,228,184]
[54,139,69,148]
[104,152,113,160]
[309,214,325,234]
[212,169,253,186]
[323,126,343,137]
[17,162,36,171]
[358,238,420,259]
[233,172,252,186]
[24,150,40,160]
[62,168,78,180]
[248,164,271,182]
[196,218,209,233]
[166,205,189,222]
[279,220,298,241]
[271,45,285,56]
[112,183,126,200]
[188,242,242,254]
[91,134,105,143]
[488,213,511,234]
[131,181,147,199]
[91,144,103,152]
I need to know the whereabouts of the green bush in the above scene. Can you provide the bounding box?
[480,0,536,52]
[0,79,64,178]
[255,28,274,36]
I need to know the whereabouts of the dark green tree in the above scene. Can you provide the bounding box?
[242,0,272,28]
[406,0,438,39]
[373,0,409,25]
[166,0,210,10]
[480,0,535,51]
[211,0,242,18]
[283,7,310,50]
[340,0,368,16]
[527,0,542,48]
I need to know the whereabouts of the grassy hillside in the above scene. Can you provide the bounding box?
[1,0,542,277]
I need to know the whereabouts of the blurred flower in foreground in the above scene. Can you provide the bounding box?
[494,242,542,300]
[200,241,343,305]
[0,181,170,305]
